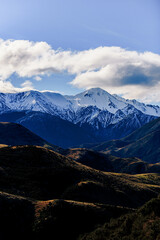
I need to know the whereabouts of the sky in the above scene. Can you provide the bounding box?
[0,0,160,104]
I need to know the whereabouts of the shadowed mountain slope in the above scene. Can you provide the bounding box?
[0,111,97,148]
[0,122,61,152]
[89,118,160,163]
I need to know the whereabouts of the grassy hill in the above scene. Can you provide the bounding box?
[63,148,114,172]
[0,191,133,240]
[1,181,160,240]
[80,195,160,240]
[34,199,132,240]
[0,145,160,208]
[64,148,160,174]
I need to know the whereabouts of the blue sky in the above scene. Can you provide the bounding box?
[1,0,159,52]
[0,0,160,104]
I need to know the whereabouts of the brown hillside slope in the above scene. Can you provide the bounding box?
[80,196,160,240]
[64,148,160,174]
[0,145,160,208]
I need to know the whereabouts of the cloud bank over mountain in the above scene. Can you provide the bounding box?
[0,38,160,103]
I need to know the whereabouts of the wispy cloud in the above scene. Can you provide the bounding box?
[21,80,34,89]
[0,38,160,103]
[34,76,42,81]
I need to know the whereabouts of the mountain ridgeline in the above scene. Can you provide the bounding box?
[0,88,159,148]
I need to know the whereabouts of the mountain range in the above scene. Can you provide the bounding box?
[0,88,159,148]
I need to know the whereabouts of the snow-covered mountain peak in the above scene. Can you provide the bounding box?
[66,88,126,113]
[75,88,111,98]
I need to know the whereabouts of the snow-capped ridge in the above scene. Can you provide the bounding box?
[113,93,160,117]
[0,88,159,130]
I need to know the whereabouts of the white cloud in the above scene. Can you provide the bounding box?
[21,80,34,89]
[0,79,34,93]
[0,38,160,103]
[34,76,42,81]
